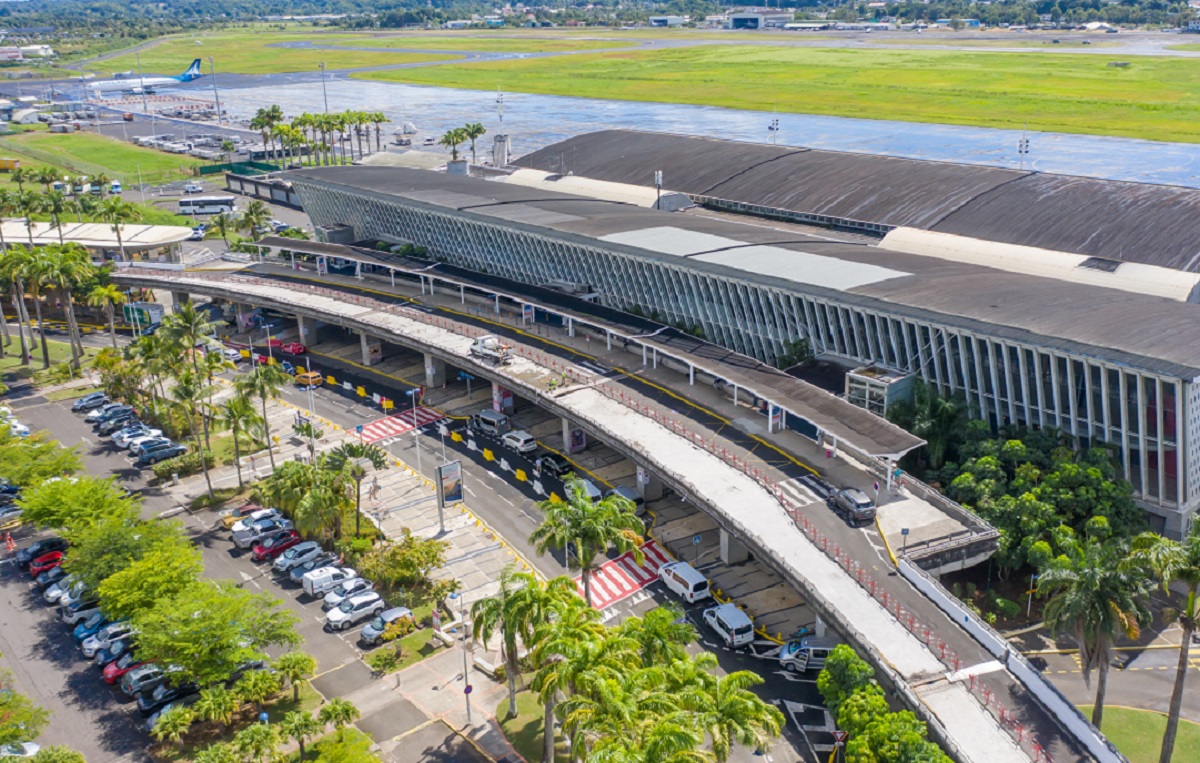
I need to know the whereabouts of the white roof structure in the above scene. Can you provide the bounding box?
[0,221,192,251]
[504,169,692,211]
[355,150,447,171]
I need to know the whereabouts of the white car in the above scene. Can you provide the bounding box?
[113,427,162,448]
[230,508,282,534]
[222,347,243,362]
[82,621,135,659]
[0,742,40,758]
[501,430,538,454]
[272,541,323,573]
[6,420,30,438]
[128,434,169,452]
[325,592,385,631]
[183,182,204,194]
[322,577,374,610]
[44,575,78,605]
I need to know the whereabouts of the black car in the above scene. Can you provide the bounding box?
[34,565,67,589]
[0,477,20,495]
[97,414,139,435]
[16,537,67,569]
[136,681,198,716]
[95,639,131,668]
[534,452,571,479]
[71,393,110,412]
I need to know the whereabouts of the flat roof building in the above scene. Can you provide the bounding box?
[287,156,1200,537]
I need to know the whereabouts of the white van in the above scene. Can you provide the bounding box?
[703,603,755,648]
[658,561,711,604]
[301,566,357,598]
[778,636,841,673]
[470,409,510,436]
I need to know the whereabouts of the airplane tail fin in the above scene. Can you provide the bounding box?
[178,59,203,82]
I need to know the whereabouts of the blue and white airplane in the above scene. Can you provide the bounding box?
[87,59,203,94]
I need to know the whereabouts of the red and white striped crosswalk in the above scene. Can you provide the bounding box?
[576,540,672,610]
[358,407,446,444]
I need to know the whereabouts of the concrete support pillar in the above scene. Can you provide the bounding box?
[720,528,750,565]
[637,466,664,502]
[360,332,380,366]
[170,291,190,310]
[563,416,587,454]
[492,381,514,414]
[424,353,446,389]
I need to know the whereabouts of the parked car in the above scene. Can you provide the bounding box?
[113,425,162,448]
[120,663,169,697]
[322,577,373,610]
[232,518,294,549]
[183,182,203,194]
[218,503,264,530]
[187,227,205,241]
[325,592,385,631]
[146,692,202,732]
[33,565,66,589]
[0,477,19,495]
[6,420,30,437]
[137,443,187,466]
[277,342,305,356]
[605,485,646,517]
[103,652,147,685]
[58,582,90,610]
[0,743,40,758]
[287,552,339,584]
[826,488,877,527]
[359,607,414,646]
[137,681,199,716]
[82,621,135,659]
[94,638,132,667]
[16,537,65,569]
[97,413,139,435]
[534,452,571,479]
[45,577,81,606]
[0,506,23,528]
[71,392,110,412]
[132,437,173,456]
[229,508,281,533]
[29,550,65,577]
[221,347,243,362]
[252,530,302,562]
[501,430,538,454]
[72,612,109,642]
[60,598,100,625]
[295,371,323,388]
[84,403,127,423]
[272,540,322,572]
[702,603,755,649]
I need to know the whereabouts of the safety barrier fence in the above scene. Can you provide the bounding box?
[121,268,1056,762]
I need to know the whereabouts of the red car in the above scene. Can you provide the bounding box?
[280,342,306,356]
[252,530,301,562]
[29,550,65,578]
[103,653,147,685]
[262,338,283,349]
[251,353,270,366]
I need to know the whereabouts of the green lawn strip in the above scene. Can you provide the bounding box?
[495,690,568,762]
[1166,43,1200,52]
[44,385,103,402]
[364,626,438,675]
[282,726,379,763]
[209,433,266,468]
[1077,705,1200,763]
[88,31,460,76]
[188,485,254,511]
[0,338,99,384]
[339,36,636,53]
[357,44,1200,143]
[2,131,197,184]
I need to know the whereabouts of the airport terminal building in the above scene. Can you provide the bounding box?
[288,134,1200,536]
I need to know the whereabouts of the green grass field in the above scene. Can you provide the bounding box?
[339,35,637,53]
[357,44,1200,143]
[88,30,459,75]
[495,691,568,763]
[1078,706,1200,763]
[1166,43,1200,52]
[10,131,195,180]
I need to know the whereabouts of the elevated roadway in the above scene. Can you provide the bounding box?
[112,264,1108,763]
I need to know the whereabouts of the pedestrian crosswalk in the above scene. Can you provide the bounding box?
[777,476,825,509]
[576,540,672,609]
[358,407,446,444]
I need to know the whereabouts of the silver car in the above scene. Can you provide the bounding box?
[272,541,323,573]
[325,592,385,631]
[322,578,374,610]
[43,574,78,605]
[82,621,135,659]
[232,518,294,549]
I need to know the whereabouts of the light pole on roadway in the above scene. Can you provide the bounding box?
[318,62,330,114]
[406,387,422,477]
[448,591,472,724]
[207,57,223,129]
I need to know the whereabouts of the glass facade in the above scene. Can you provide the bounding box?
[294,181,1199,537]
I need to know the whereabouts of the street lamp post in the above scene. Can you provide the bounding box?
[448,591,472,724]
[406,387,422,476]
[318,62,330,114]
[135,51,154,138]
[207,57,223,129]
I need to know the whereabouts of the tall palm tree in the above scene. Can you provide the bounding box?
[317,697,360,739]
[220,139,236,165]
[324,441,388,537]
[193,687,239,734]
[42,190,72,243]
[463,122,487,164]
[1128,528,1200,763]
[92,173,111,198]
[99,197,141,262]
[886,379,967,470]
[531,476,645,607]
[671,652,783,762]
[16,190,42,246]
[274,651,317,703]
[35,167,59,193]
[210,212,234,250]
[235,363,289,471]
[279,711,323,761]
[0,240,32,364]
[219,393,263,490]
[172,369,216,499]
[22,246,52,368]
[372,111,389,153]
[473,567,574,719]
[40,242,92,366]
[559,663,683,761]
[87,283,127,350]
[9,166,27,193]
[75,193,99,223]
[1038,540,1151,729]
[438,127,467,162]
[239,200,270,239]
[616,603,694,667]
[232,722,280,763]
[295,471,348,540]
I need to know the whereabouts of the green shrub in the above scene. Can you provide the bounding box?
[151,449,214,480]
[990,594,1021,619]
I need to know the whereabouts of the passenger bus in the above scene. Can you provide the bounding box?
[179,195,237,215]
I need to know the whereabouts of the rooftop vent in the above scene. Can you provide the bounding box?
[1078,257,1122,273]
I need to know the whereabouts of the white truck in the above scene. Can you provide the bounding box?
[469,335,513,365]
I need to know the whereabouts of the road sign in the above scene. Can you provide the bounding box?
[356,424,364,434]
[832,730,847,744]
[901,528,910,536]
[693,534,702,545]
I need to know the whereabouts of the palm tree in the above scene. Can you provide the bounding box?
[42,190,72,243]
[325,441,388,537]
[233,669,282,715]
[296,472,348,540]
[40,242,92,366]
[87,283,127,350]
[236,363,289,472]
[280,710,323,761]
[559,663,683,761]
[193,686,240,734]
[1128,527,1200,763]
[193,742,239,763]
[274,651,317,702]
[0,242,33,364]
[9,166,27,192]
[22,246,52,368]
[98,197,141,262]
[531,476,645,607]
[672,652,783,762]
[463,122,487,164]
[317,697,360,739]
[75,193,99,223]
[233,722,280,763]
[1038,540,1152,729]
[438,127,468,162]
[220,394,263,490]
[210,212,234,250]
[16,190,42,246]
[616,603,694,667]
[35,167,59,193]
[220,139,236,165]
[369,111,389,153]
[238,199,270,239]
[93,173,111,198]
[172,369,216,498]
[886,379,967,470]
[589,721,711,763]
[473,566,574,719]
[150,705,194,750]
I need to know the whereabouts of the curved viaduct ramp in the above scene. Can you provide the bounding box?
[114,268,1099,763]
